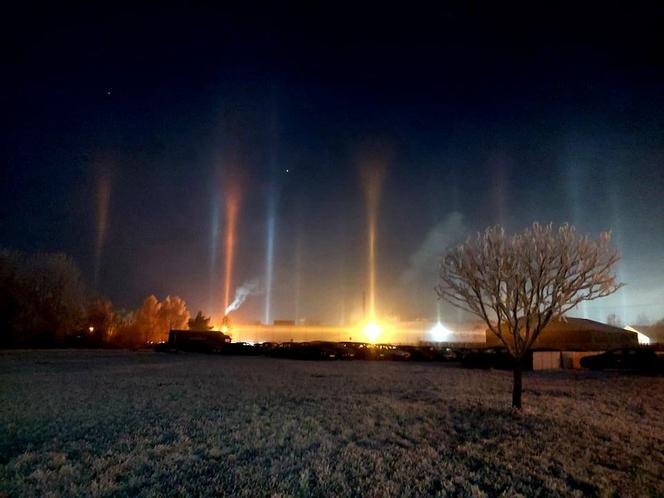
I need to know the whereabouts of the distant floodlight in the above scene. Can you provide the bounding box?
[430,322,452,342]
[363,322,382,343]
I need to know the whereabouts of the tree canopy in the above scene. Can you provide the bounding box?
[188,311,213,331]
[436,223,622,407]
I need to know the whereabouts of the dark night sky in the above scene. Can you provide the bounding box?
[2,4,664,325]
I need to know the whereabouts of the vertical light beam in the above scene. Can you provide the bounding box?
[362,165,384,322]
[223,189,240,313]
[565,153,589,318]
[264,190,277,325]
[294,228,303,325]
[94,169,111,289]
[208,188,220,313]
[368,208,376,321]
[264,93,281,326]
[608,173,628,323]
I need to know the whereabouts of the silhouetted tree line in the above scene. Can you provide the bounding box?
[188,311,213,331]
[0,248,191,348]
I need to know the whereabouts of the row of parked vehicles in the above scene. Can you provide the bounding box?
[267,341,459,361]
[580,347,663,372]
[156,335,461,361]
[156,334,663,372]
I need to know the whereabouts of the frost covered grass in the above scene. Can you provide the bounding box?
[1,350,663,497]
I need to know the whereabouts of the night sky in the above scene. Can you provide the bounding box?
[2,4,664,325]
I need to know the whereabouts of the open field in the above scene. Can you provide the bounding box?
[1,351,663,497]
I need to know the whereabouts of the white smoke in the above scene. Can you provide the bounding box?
[225,278,261,315]
[401,212,467,285]
[399,212,467,319]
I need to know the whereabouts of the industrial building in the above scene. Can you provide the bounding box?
[485,317,638,350]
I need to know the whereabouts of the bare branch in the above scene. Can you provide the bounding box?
[436,223,623,360]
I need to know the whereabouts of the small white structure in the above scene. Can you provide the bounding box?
[624,325,651,345]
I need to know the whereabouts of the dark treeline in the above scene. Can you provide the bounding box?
[3,248,663,349]
[0,249,191,348]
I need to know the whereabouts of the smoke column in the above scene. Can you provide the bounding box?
[225,279,261,315]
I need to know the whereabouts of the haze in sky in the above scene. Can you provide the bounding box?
[2,5,663,325]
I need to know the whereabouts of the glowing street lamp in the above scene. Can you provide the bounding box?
[363,322,382,343]
[429,322,452,342]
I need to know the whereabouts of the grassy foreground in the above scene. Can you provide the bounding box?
[1,350,663,497]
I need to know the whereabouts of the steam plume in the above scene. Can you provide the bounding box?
[225,279,261,315]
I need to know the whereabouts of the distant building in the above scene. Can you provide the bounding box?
[628,323,664,344]
[485,317,638,350]
[623,325,651,345]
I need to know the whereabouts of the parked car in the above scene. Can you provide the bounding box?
[270,342,339,360]
[437,347,459,362]
[339,342,376,360]
[389,346,412,361]
[398,345,437,361]
[580,348,663,372]
[332,342,357,359]
[461,348,525,370]
[256,342,278,351]
[221,342,260,356]
[158,330,232,353]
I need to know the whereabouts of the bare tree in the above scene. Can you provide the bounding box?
[436,223,622,409]
[606,313,622,328]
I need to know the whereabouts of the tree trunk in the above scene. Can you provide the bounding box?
[512,360,523,409]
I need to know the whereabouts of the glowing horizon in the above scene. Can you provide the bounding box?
[218,319,486,345]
